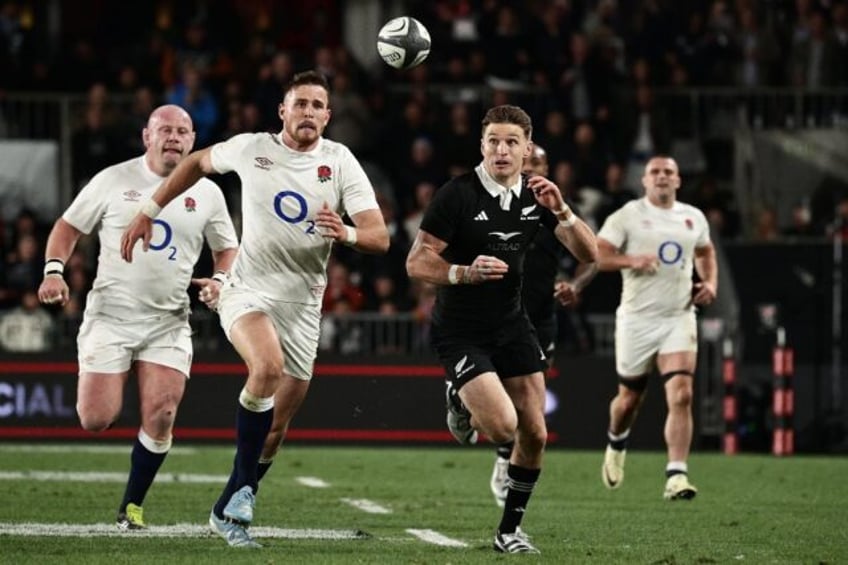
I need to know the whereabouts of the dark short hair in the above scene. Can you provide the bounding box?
[482,105,532,139]
[284,70,331,97]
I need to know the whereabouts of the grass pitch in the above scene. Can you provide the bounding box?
[0,444,845,564]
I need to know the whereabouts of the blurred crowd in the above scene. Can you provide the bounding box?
[1,0,848,352]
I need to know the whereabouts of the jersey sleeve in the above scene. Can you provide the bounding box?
[199,181,239,252]
[597,207,627,249]
[337,146,379,216]
[419,179,461,244]
[62,169,112,234]
[694,208,712,248]
[209,133,254,175]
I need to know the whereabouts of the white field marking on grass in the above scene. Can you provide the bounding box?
[339,498,392,514]
[0,471,228,483]
[0,445,197,455]
[0,522,369,540]
[405,528,468,548]
[295,476,330,488]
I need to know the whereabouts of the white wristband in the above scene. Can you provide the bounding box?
[342,225,357,246]
[556,205,577,227]
[141,199,162,219]
[44,259,64,278]
[211,271,228,285]
[448,264,460,285]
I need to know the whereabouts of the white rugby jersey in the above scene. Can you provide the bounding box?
[597,197,711,317]
[210,133,379,304]
[64,156,238,319]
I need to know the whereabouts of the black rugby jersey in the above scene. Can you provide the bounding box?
[420,171,558,333]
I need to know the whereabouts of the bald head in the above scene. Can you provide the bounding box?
[147,105,193,130]
[143,105,196,176]
[523,143,549,176]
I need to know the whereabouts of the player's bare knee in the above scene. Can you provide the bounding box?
[77,408,115,433]
[668,386,693,408]
[249,359,285,386]
[521,427,547,454]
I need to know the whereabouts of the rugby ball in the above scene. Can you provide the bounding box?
[377,17,431,70]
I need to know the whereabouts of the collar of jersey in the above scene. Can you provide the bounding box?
[140,155,167,181]
[475,163,521,201]
[277,132,324,154]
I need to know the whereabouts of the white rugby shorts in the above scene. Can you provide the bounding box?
[614,311,697,377]
[77,312,192,376]
[217,280,321,381]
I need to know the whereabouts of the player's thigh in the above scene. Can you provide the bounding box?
[229,312,285,374]
[461,372,516,432]
[614,315,663,377]
[274,301,321,381]
[503,372,547,420]
[77,371,129,419]
[135,361,187,419]
[76,315,136,417]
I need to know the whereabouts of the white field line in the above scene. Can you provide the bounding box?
[339,498,392,514]
[295,476,330,488]
[0,522,368,539]
[0,445,197,454]
[405,528,469,547]
[0,471,228,483]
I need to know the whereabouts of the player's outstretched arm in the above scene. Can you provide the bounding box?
[596,238,659,273]
[121,148,215,262]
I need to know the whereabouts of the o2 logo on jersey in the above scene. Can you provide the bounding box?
[658,240,683,266]
[148,219,177,261]
[273,190,318,234]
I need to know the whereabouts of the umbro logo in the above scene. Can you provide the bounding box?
[254,157,273,170]
[474,211,489,221]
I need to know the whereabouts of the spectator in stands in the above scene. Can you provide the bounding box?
[441,101,481,178]
[0,289,54,352]
[790,7,838,88]
[480,4,531,88]
[753,206,780,241]
[325,70,371,156]
[71,103,125,190]
[2,232,42,308]
[782,200,819,239]
[734,6,780,88]
[403,181,437,244]
[254,51,295,131]
[595,162,638,229]
[690,176,741,239]
[833,2,848,86]
[165,62,219,147]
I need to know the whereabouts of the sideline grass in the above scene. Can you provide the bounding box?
[0,444,845,564]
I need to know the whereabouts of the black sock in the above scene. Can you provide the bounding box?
[213,403,272,516]
[608,430,629,451]
[496,442,514,460]
[498,464,541,534]
[665,469,687,478]
[255,460,274,494]
[119,437,167,513]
